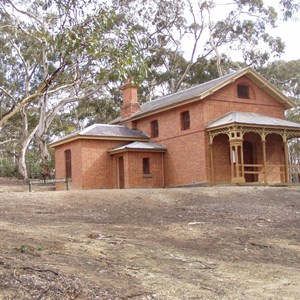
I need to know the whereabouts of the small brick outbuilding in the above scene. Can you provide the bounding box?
[51,67,300,189]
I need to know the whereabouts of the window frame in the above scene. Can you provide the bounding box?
[237,84,250,99]
[65,149,72,179]
[181,111,190,130]
[150,120,159,138]
[143,157,151,176]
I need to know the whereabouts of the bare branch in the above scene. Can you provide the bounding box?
[206,3,223,76]
[0,87,16,103]
[0,139,18,145]
[5,0,44,27]
[9,39,26,68]
[16,22,43,43]
[0,63,66,127]
[45,87,100,130]
[174,0,205,92]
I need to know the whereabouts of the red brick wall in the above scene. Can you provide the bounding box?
[54,139,127,190]
[266,134,285,183]
[127,152,165,188]
[110,152,165,188]
[134,101,208,186]
[80,140,123,189]
[212,134,231,184]
[202,77,285,125]
[54,140,83,190]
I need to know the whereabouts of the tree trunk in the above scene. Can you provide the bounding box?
[39,137,50,160]
[18,107,38,180]
[18,143,28,180]
[18,107,29,180]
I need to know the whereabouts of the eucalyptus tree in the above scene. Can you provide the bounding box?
[0,0,146,179]
[113,0,298,97]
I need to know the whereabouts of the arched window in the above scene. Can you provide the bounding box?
[65,149,72,179]
[143,157,150,175]
[237,84,249,99]
[150,120,159,138]
[181,111,190,130]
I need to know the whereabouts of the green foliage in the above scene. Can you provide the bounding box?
[26,148,55,179]
[259,59,300,100]
[280,0,300,20]
[0,158,18,177]
[18,244,43,255]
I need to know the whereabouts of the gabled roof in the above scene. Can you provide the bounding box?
[113,67,296,123]
[50,124,149,147]
[207,112,300,129]
[109,141,167,154]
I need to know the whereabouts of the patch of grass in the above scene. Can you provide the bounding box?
[17,245,43,256]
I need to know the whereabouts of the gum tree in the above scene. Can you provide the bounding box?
[0,0,145,179]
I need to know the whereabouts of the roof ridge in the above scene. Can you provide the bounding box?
[79,123,98,135]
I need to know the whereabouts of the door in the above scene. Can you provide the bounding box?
[243,141,255,182]
[118,156,125,189]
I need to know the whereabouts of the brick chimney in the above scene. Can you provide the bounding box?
[120,79,140,119]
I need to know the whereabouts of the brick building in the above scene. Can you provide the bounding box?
[51,67,300,189]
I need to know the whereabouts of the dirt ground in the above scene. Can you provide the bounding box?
[0,179,299,299]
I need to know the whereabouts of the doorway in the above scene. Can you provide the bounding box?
[243,141,256,182]
[118,156,125,189]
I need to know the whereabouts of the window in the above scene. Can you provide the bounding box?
[151,120,159,138]
[65,149,72,179]
[181,111,190,130]
[237,84,249,99]
[143,157,150,175]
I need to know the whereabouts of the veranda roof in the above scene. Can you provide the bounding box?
[109,141,167,154]
[50,124,149,147]
[206,112,300,130]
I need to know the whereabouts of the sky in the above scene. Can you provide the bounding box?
[264,0,299,61]
[269,18,299,60]
[226,0,299,61]
[185,0,300,62]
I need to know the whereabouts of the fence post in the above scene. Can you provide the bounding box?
[29,181,32,192]
[66,177,69,191]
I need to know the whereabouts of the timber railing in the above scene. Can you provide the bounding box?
[236,164,300,184]
[28,178,71,192]
[288,164,300,183]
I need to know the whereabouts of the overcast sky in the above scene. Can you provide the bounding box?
[228,0,298,61]
[269,18,299,60]
[264,0,299,60]
[183,1,299,63]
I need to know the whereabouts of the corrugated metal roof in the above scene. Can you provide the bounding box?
[112,67,295,124]
[207,112,300,129]
[50,124,149,147]
[109,141,167,153]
